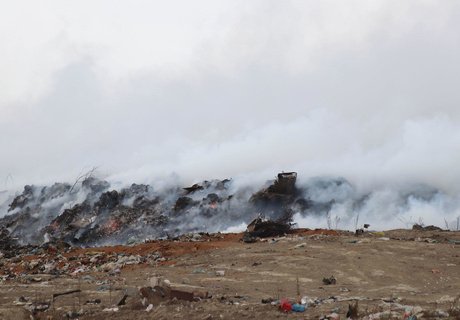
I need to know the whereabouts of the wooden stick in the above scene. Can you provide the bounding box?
[52,289,82,302]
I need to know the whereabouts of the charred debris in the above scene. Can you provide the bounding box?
[0,172,336,249]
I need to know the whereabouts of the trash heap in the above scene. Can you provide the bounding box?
[1,171,452,248]
[0,172,318,247]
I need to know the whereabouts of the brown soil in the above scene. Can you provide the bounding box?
[0,229,459,319]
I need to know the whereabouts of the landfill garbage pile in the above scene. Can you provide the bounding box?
[0,171,452,249]
[0,172,324,248]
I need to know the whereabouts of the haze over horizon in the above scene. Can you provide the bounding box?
[1,1,460,196]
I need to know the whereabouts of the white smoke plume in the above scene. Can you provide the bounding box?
[1,1,460,232]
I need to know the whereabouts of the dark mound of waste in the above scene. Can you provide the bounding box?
[0,172,355,247]
[245,216,292,238]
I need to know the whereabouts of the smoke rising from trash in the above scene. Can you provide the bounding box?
[1,2,460,242]
[1,171,459,247]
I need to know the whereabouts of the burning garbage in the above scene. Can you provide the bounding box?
[250,172,300,220]
[0,172,311,247]
[244,216,292,240]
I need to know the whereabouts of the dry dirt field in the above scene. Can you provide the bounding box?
[0,229,459,319]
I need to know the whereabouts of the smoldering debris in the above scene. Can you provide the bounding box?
[0,173,309,247]
[250,172,299,222]
[244,216,292,239]
[0,227,20,258]
[0,172,458,249]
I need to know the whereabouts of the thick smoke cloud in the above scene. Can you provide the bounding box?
[1,1,460,230]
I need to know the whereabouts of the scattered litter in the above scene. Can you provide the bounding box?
[116,293,128,306]
[433,310,450,318]
[97,284,111,291]
[280,299,292,312]
[292,303,306,312]
[192,268,206,274]
[415,237,437,243]
[13,296,29,306]
[85,299,101,305]
[300,295,318,307]
[320,312,340,320]
[346,301,359,319]
[103,307,119,312]
[323,275,337,285]
[25,302,50,313]
[261,298,275,304]
[82,275,95,282]
[65,309,83,319]
[293,243,306,249]
[437,295,455,303]
[364,311,400,319]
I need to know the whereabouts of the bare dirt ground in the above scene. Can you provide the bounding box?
[0,229,459,319]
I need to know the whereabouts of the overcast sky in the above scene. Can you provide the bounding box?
[1,1,460,191]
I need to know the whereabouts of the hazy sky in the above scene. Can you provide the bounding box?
[1,1,460,191]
